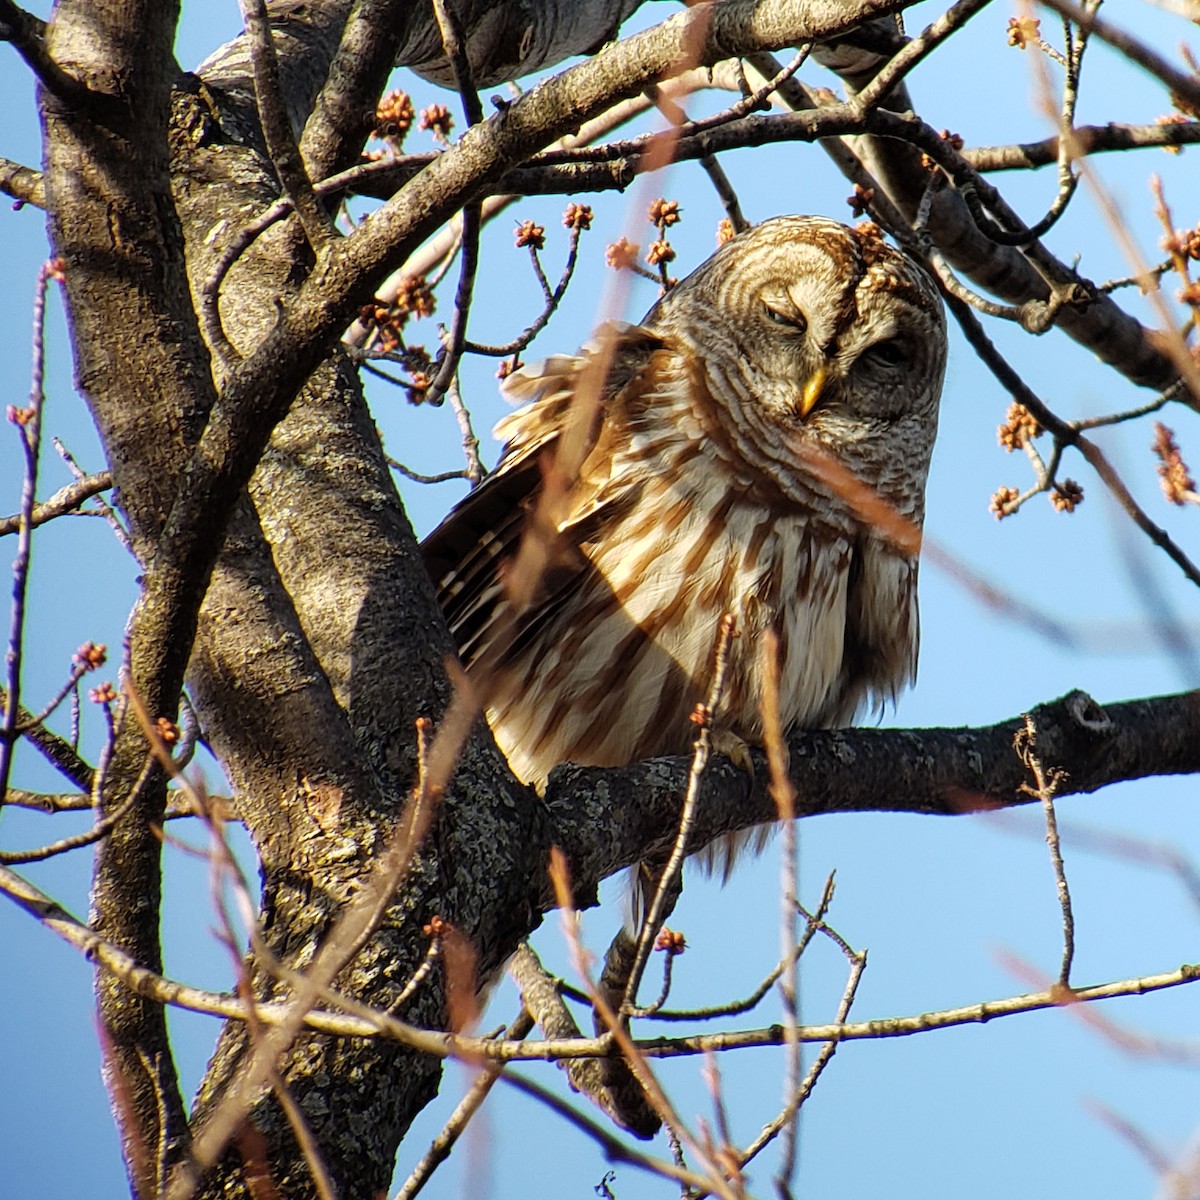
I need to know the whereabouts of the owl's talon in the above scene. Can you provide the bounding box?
[711,727,755,778]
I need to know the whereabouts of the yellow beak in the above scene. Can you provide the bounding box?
[798,365,828,419]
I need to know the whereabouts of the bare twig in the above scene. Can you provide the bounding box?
[463,224,585,358]
[0,754,150,867]
[393,1008,537,1200]
[6,850,1200,1063]
[738,916,868,1179]
[624,614,739,1013]
[2,258,57,806]
[53,439,131,550]
[425,202,481,407]
[966,121,1200,171]
[0,0,101,109]
[999,951,1200,1064]
[169,686,475,1200]
[0,153,45,209]
[385,455,470,486]
[674,44,811,136]
[4,786,234,819]
[0,471,113,537]
[496,1068,714,1195]
[1037,0,1200,115]
[943,290,1200,588]
[238,0,334,254]
[699,153,750,233]
[759,630,801,1189]
[546,849,738,1200]
[647,876,837,1024]
[1016,716,1076,986]
[852,0,995,113]
[0,687,94,789]
[445,378,485,485]
[209,813,340,1200]
[507,941,647,1133]
[419,0,487,409]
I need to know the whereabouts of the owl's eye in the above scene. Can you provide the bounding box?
[859,338,911,370]
[763,303,807,334]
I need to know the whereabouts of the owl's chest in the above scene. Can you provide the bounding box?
[587,468,856,731]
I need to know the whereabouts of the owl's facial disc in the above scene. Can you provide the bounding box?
[759,293,829,419]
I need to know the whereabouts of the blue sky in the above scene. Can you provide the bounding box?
[3,3,1200,1197]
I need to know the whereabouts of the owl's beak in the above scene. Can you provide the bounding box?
[798,365,828,419]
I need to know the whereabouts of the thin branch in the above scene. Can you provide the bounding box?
[507,941,643,1134]
[418,1,487,408]
[385,455,470,486]
[431,0,484,128]
[445,377,485,485]
[1095,261,1173,296]
[0,153,45,208]
[649,877,837,1024]
[6,855,1199,1062]
[931,251,1085,333]
[238,0,333,253]
[297,0,412,184]
[0,471,114,537]
[496,1069,714,1195]
[1016,717,1076,987]
[425,202,480,406]
[462,225,584,358]
[344,67,748,346]
[3,786,234,819]
[19,661,89,733]
[1037,0,1200,115]
[698,153,749,233]
[943,291,1200,589]
[1019,0,1087,244]
[786,920,865,1110]
[170,690,477,1200]
[740,919,868,1181]
[392,1008,537,1200]
[673,44,812,136]
[0,755,149,865]
[546,850,738,1200]
[53,439,131,550]
[965,121,1200,171]
[0,0,101,109]
[852,0,995,113]
[624,614,738,1014]
[0,687,94,790]
[1,259,55,805]
[760,630,801,1190]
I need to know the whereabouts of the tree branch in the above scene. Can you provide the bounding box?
[544,689,1200,895]
[1037,0,1200,116]
[0,0,100,109]
[300,0,412,182]
[239,0,334,254]
[0,154,45,208]
[966,121,1200,172]
[0,471,113,536]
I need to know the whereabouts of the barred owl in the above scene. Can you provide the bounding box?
[424,216,946,863]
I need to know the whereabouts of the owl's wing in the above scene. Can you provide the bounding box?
[422,323,668,667]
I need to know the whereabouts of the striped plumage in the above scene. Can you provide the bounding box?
[424,216,946,847]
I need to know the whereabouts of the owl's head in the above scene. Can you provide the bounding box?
[646,216,947,507]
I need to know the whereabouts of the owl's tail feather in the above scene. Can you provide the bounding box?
[695,822,778,885]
